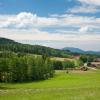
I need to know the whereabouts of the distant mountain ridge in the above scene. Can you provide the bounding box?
[63,47,100,55]
[0,37,100,55]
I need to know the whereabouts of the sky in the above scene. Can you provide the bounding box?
[0,0,100,51]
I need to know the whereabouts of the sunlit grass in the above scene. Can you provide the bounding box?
[0,70,100,100]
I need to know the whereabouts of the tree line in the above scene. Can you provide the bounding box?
[0,52,54,83]
[52,60,75,70]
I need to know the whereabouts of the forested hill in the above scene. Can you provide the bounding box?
[0,37,70,57]
[0,37,18,44]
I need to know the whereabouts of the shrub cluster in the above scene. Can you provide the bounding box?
[0,53,54,83]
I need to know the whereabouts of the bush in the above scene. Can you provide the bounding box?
[52,60,63,70]
[63,61,75,69]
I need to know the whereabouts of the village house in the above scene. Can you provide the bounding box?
[95,58,100,62]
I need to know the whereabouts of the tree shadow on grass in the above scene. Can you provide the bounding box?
[0,86,15,90]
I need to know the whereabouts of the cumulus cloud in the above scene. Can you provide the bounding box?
[0,11,100,51]
[0,12,100,33]
[0,11,100,48]
[0,12,59,29]
[1,12,37,29]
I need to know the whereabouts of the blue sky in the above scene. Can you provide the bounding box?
[0,0,78,15]
[0,0,100,51]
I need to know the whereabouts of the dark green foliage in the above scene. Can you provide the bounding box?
[0,53,54,83]
[0,44,70,58]
[52,60,63,70]
[80,55,95,63]
[63,61,75,69]
[80,55,88,63]
[0,38,16,44]
[78,59,84,66]
[0,38,70,58]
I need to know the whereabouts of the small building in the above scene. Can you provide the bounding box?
[95,58,100,62]
[91,62,100,69]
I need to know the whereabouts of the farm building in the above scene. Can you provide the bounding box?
[91,62,100,69]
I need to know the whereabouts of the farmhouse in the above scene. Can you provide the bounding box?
[95,58,100,62]
[91,62,100,69]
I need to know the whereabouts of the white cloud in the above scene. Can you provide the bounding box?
[0,12,100,32]
[50,14,100,27]
[1,12,38,29]
[79,26,89,33]
[0,12,98,29]
[69,5,100,13]
[78,0,100,6]
[0,12,59,29]
[68,0,100,14]
[0,29,66,41]
[0,11,100,50]
[37,17,58,26]
[0,29,100,41]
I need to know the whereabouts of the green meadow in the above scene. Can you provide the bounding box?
[0,70,100,100]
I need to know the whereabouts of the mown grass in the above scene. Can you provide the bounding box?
[0,70,100,100]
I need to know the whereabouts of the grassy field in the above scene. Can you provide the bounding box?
[0,70,100,100]
[51,57,73,61]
